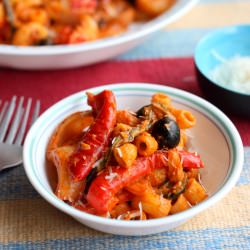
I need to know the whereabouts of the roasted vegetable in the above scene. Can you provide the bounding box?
[69,90,117,181]
[178,150,205,169]
[86,151,169,213]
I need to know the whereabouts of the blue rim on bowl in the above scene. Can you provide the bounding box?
[23,83,244,234]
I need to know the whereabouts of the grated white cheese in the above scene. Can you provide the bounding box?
[180,155,184,165]
[100,186,107,191]
[138,202,143,220]
[116,147,123,157]
[117,214,123,220]
[105,167,119,182]
[162,154,169,164]
[185,134,195,152]
[185,130,194,139]
[209,55,250,94]
[159,193,165,207]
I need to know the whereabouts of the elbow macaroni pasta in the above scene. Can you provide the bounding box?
[173,109,196,129]
[113,143,138,168]
[134,132,158,157]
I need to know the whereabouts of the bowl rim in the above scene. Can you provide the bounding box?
[23,83,244,229]
[194,24,250,97]
[0,0,198,56]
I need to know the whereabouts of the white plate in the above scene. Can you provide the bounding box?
[0,0,197,70]
[23,83,243,235]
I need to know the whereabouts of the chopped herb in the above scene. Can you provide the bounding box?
[161,176,188,200]
[84,167,98,194]
[3,0,15,28]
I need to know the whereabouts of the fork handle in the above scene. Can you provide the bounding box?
[0,143,22,171]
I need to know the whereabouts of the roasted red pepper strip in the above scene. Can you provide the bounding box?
[70,0,97,11]
[86,152,168,213]
[86,150,204,213]
[69,90,116,181]
[74,202,97,215]
[178,150,204,169]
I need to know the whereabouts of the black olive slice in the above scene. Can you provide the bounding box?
[151,116,180,149]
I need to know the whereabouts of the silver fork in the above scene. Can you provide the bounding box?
[0,96,40,171]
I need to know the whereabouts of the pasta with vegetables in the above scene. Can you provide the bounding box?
[46,90,208,220]
[0,0,174,46]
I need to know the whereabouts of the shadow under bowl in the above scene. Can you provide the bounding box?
[194,24,250,117]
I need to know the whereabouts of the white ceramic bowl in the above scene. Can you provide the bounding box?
[0,0,197,70]
[23,83,244,235]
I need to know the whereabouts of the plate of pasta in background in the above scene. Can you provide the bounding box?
[23,83,243,235]
[0,0,198,69]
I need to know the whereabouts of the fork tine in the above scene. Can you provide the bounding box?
[0,101,9,125]
[0,96,17,142]
[6,97,24,144]
[15,98,32,146]
[31,100,40,126]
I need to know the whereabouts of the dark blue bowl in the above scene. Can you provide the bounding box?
[194,25,250,117]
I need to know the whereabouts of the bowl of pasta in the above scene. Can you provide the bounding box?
[23,83,243,235]
[0,0,197,69]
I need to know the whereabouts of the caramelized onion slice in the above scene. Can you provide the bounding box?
[46,111,93,161]
[49,145,84,202]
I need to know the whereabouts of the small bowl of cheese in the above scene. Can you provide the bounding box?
[194,24,250,117]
